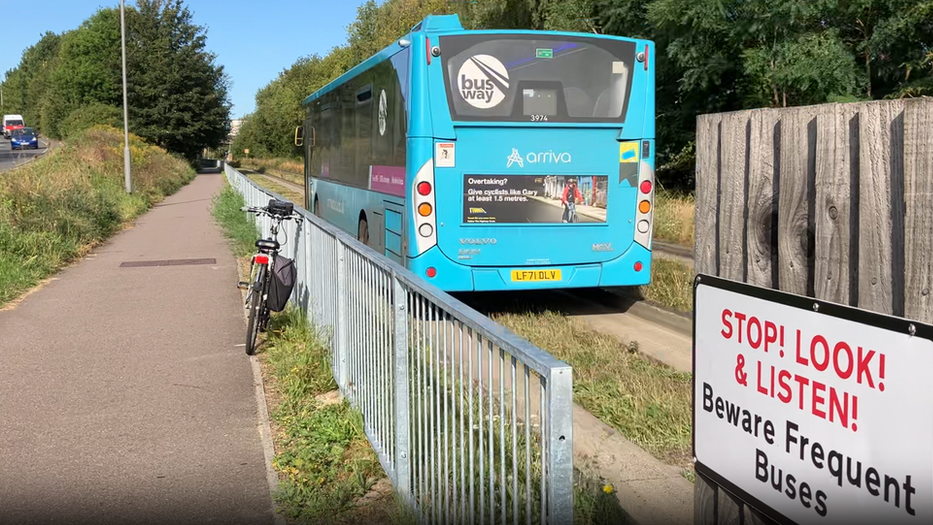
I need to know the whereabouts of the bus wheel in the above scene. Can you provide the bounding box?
[358,218,370,247]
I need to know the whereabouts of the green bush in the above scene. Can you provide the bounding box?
[59,103,124,140]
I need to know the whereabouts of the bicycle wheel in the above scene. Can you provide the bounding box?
[246,264,267,356]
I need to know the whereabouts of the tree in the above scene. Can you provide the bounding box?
[232,0,933,190]
[43,10,123,137]
[126,0,231,160]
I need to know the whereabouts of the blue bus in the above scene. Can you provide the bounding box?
[296,14,655,292]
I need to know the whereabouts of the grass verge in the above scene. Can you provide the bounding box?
[263,308,400,525]
[652,190,695,246]
[640,257,696,313]
[493,310,693,475]
[211,183,259,256]
[0,125,195,308]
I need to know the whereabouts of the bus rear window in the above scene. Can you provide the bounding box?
[440,35,636,123]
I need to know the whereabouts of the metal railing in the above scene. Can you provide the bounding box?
[225,164,574,524]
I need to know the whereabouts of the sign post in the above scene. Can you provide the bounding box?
[693,275,933,524]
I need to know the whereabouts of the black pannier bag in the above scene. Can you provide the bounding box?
[267,254,297,312]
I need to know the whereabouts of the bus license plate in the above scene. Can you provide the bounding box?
[510,269,562,282]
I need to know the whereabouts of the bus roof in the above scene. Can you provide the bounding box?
[301,14,653,107]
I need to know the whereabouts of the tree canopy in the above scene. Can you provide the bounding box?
[230,0,932,188]
[0,0,230,161]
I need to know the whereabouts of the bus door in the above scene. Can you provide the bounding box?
[383,201,405,265]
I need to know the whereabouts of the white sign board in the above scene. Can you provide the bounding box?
[694,276,933,524]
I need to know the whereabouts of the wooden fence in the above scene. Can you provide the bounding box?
[693,98,933,524]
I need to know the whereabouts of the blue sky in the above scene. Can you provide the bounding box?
[0,1,369,118]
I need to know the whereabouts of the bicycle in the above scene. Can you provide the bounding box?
[562,201,577,223]
[238,199,301,355]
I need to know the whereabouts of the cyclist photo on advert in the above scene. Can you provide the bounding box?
[561,178,583,223]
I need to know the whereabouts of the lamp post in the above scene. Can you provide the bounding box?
[120,0,132,193]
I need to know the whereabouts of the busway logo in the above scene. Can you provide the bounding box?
[458,54,509,109]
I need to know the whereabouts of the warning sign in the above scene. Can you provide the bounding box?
[693,275,933,524]
[436,142,455,168]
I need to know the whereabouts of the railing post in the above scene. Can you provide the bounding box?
[393,273,411,501]
[336,240,348,393]
[546,366,574,525]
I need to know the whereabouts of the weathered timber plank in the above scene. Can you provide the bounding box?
[719,112,750,281]
[695,472,717,525]
[814,103,859,305]
[696,113,723,276]
[717,487,743,525]
[744,502,774,525]
[778,106,818,295]
[746,108,780,288]
[858,100,906,316]
[904,99,933,324]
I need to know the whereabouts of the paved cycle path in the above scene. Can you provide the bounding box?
[0,173,276,524]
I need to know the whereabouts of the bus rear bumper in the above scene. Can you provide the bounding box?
[597,242,652,287]
[409,243,652,292]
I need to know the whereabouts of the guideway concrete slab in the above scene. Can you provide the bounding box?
[0,174,276,524]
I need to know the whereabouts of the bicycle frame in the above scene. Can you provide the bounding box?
[242,205,299,330]
[244,216,286,313]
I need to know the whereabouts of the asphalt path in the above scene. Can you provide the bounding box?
[0,135,51,173]
[0,173,277,524]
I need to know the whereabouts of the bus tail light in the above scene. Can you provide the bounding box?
[413,158,437,255]
[426,267,437,278]
[426,37,431,65]
[644,45,649,71]
[634,261,643,272]
[633,146,654,251]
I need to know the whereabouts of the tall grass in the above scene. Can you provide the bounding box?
[0,125,195,307]
[211,183,259,257]
[652,190,695,246]
[641,258,696,313]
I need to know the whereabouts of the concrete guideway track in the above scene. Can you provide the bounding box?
[0,173,277,524]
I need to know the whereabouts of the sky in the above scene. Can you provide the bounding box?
[0,0,369,119]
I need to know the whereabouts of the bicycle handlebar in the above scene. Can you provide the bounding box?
[241,205,301,222]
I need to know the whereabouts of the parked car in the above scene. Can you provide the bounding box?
[2,114,25,138]
[10,127,39,150]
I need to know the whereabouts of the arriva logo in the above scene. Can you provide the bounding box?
[507,149,572,168]
[460,238,497,245]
